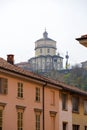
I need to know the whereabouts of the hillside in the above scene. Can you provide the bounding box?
[41,67,87,91]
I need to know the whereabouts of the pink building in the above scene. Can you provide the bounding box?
[0,55,87,130]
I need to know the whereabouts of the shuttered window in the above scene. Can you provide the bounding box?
[0,110,3,130]
[0,78,8,94]
[17,83,23,98]
[72,96,79,112]
[84,100,87,114]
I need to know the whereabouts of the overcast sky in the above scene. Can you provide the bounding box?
[0,0,87,68]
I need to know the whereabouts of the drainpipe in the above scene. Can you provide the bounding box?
[43,82,47,130]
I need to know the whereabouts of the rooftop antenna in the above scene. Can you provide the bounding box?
[65,51,69,69]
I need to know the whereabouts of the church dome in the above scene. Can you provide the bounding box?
[35,30,56,43]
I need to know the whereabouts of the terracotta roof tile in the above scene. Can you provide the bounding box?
[0,57,87,95]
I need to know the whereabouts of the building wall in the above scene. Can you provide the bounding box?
[0,73,43,130]
[35,47,56,57]
[29,56,63,72]
[1,71,87,130]
[82,61,87,69]
[59,92,72,130]
[72,95,87,130]
[0,72,61,130]
[35,40,56,56]
[44,87,59,130]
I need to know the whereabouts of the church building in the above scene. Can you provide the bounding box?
[28,30,63,73]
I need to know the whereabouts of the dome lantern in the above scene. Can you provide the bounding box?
[43,29,48,39]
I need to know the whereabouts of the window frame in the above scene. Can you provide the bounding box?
[50,111,57,130]
[17,111,23,130]
[17,82,23,98]
[0,103,6,130]
[0,110,3,130]
[36,87,40,102]
[0,78,8,95]
[72,96,79,113]
[47,48,50,53]
[40,48,42,54]
[36,114,40,130]
[73,124,80,130]
[85,126,87,130]
[62,93,68,111]
[16,105,25,130]
[63,122,67,130]
[84,100,87,114]
[50,91,55,106]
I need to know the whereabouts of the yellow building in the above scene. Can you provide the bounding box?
[75,35,87,130]
[72,94,87,130]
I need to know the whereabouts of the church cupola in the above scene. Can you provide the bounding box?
[43,30,48,39]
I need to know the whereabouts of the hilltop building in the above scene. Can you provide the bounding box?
[17,30,63,73]
[28,30,63,73]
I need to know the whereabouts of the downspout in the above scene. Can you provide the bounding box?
[43,82,47,130]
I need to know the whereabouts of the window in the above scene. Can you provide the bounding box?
[50,111,57,130]
[40,49,42,54]
[85,126,87,130]
[0,103,6,130]
[72,96,79,112]
[17,111,23,130]
[51,116,55,130]
[17,83,23,98]
[47,49,50,53]
[16,105,26,130]
[84,100,87,114]
[36,114,40,130]
[34,108,42,130]
[36,87,40,102]
[0,78,8,94]
[63,122,67,130]
[54,59,57,62]
[50,91,55,105]
[73,125,79,130]
[62,93,67,110]
[0,110,3,130]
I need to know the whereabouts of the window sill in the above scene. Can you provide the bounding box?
[0,93,8,96]
[84,113,87,115]
[17,97,24,100]
[62,108,68,111]
[50,104,55,106]
[35,100,40,103]
[72,111,79,114]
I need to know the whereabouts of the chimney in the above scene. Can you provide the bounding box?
[7,54,14,64]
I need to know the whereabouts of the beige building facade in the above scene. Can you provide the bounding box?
[28,30,63,73]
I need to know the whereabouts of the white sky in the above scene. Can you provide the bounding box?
[0,0,87,68]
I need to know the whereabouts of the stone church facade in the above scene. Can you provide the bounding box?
[28,30,63,73]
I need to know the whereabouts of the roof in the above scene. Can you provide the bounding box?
[35,37,56,43]
[76,35,87,47]
[76,34,87,40]
[29,54,63,61]
[0,57,87,96]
